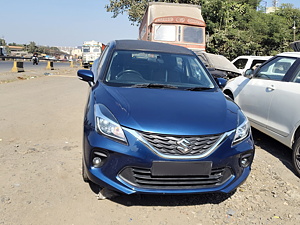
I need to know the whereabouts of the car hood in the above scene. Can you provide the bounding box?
[195,51,241,75]
[94,85,239,135]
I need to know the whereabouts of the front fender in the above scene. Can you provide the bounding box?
[224,76,250,99]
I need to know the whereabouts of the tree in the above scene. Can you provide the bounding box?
[202,0,260,58]
[37,46,60,55]
[0,38,6,46]
[275,4,300,42]
[105,0,206,24]
[105,0,300,59]
[105,0,261,24]
[8,42,18,46]
[231,0,261,9]
[27,42,38,53]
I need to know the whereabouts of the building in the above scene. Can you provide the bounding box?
[7,46,27,57]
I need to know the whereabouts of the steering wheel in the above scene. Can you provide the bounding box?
[116,70,143,80]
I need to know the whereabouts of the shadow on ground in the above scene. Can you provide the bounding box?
[251,128,295,175]
[88,182,235,206]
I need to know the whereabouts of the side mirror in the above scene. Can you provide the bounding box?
[244,69,254,78]
[215,78,227,89]
[77,69,94,86]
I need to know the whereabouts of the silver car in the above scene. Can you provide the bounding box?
[223,52,300,176]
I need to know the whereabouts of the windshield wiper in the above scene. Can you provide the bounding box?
[130,83,178,89]
[185,87,213,91]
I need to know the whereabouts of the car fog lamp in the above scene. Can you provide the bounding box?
[241,158,249,167]
[240,153,253,168]
[92,157,102,168]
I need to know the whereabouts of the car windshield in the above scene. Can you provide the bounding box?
[104,50,215,90]
[183,26,204,44]
[82,46,90,53]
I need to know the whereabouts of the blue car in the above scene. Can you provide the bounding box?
[78,40,255,195]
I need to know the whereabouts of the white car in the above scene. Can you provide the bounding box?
[224,52,300,176]
[232,55,272,75]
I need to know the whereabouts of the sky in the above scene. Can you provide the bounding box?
[1,0,299,47]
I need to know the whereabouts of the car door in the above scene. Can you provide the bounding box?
[266,58,300,138]
[235,56,296,130]
[235,76,272,128]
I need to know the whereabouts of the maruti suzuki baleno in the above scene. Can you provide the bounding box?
[77,40,255,195]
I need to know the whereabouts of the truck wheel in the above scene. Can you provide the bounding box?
[292,137,300,177]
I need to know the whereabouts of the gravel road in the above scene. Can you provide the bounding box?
[0,68,299,225]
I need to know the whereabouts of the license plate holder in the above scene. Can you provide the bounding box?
[151,161,212,176]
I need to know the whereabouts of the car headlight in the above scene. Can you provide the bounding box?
[94,104,127,144]
[232,110,250,145]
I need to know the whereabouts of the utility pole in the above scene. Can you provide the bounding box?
[272,0,278,8]
[293,21,296,42]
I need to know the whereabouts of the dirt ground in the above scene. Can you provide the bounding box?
[0,68,299,225]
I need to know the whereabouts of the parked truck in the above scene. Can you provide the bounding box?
[139,2,206,51]
[82,40,103,68]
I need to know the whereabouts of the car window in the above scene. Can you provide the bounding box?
[182,26,204,44]
[95,46,109,81]
[250,59,267,69]
[255,56,297,81]
[82,46,90,53]
[233,59,247,69]
[186,57,211,85]
[153,25,176,42]
[104,50,215,89]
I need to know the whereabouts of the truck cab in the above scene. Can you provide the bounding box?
[139,2,206,52]
[82,41,102,68]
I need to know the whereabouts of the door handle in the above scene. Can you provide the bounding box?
[266,85,275,91]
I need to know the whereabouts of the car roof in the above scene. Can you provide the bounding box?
[112,40,195,55]
[277,52,300,58]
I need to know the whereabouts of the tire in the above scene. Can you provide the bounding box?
[227,92,234,100]
[82,159,89,182]
[224,90,234,100]
[292,137,300,177]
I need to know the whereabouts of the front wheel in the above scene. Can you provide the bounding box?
[292,137,300,177]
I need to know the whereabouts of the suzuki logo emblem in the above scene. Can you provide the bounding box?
[176,138,191,154]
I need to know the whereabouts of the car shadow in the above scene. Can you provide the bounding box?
[88,181,235,206]
[111,191,235,207]
[251,128,295,174]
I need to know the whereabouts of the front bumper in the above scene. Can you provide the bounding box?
[83,127,254,195]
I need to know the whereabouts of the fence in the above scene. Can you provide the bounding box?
[0,56,79,72]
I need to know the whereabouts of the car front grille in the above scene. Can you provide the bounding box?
[140,132,224,157]
[119,166,232,190]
